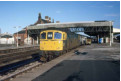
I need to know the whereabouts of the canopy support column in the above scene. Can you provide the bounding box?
[112,33,113,43]
[98,35,99,43]
[37,36,38,44]
[110,21,112,46]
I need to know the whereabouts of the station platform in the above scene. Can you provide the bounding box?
[12,43,120,81]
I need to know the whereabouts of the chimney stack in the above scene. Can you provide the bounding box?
[38,13,41,21]
[49,17,51,22]
[56,21,60,23]
[45,16,49,21]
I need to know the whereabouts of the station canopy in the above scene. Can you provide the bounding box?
[27,21,113,36]
[113,28,120,34]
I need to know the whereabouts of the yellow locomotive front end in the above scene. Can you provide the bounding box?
[40,30,66,51]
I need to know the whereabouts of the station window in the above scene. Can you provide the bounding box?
[47,32,53,39]
[41,32,46,39]
[54,32,62,39]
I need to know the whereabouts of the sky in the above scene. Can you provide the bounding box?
[0,1,120,34]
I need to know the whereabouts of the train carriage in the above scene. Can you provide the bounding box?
[86,37,92,45]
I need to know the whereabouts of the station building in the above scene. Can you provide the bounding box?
[14,13,54,45]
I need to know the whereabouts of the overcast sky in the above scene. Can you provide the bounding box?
[0,1,120,34]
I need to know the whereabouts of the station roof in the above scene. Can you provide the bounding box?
[26,21,113,37]
[27,21,113,30]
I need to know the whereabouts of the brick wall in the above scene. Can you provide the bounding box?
[14,31,27,45]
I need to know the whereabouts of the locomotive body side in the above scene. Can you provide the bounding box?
[66,33,81,50]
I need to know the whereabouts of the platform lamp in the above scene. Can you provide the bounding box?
[14,26,21,48]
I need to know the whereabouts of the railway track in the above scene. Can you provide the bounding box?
[0,45,39,54]
[0,45,83,81]
[0,46,40,67]
[0,51,72,81]
[0,51,64,81]
[0,58,42,81]
[0,46,45,81]
[0,58,39,75]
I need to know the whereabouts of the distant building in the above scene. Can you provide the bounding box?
[14,13,54,45]
[0,32,14,44]
[14,29,28,45]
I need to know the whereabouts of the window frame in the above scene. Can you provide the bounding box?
[40,32,47,40]
[54,32,62,40]
[47,32,53,40]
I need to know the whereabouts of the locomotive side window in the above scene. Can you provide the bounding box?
[47,32,53,39]
[63,34,65,39]
[63,33,67,40]
[54,32,62,39]
[41,32,46,39]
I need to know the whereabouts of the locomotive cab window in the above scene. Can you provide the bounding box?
[63,33,67,40]
[54,32,62,39]
[47,32,53,39]
[40,32,46,39]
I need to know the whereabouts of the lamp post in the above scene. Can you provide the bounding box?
[14,26,21,47]
[0,28,1,38]
[26,26,30,45]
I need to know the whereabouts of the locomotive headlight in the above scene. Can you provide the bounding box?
[59,41,60,43]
